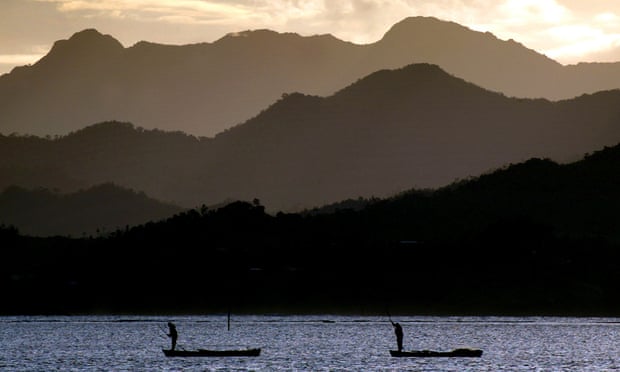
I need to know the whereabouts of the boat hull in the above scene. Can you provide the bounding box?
[390,348,483,357]
[162,348,261,357]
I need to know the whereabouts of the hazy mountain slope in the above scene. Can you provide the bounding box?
[194,64,620,209]
[2,65,620,210]
[366,17,562,98]
[369,18,620,100]
[0,28,364,137]
[0,183,183,237]
[0,121,210,203]
[2,17,620,137]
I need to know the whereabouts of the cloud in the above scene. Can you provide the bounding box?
[498,0,571,25]
[29,0,491,44]
[543,24,620,62]
[0,51,46,75]
[0,53,46,65]
[36,0,253,23]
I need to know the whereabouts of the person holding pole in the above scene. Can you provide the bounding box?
[391,320,404,352]
[167,322,178,351]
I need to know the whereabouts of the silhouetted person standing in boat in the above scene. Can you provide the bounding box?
[167,322,178,351]
[391,320,403,352]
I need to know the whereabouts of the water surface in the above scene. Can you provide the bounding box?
[1,315,619,371]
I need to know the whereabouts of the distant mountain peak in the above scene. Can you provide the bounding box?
[360,63,450,82]
[217,28,343,47]
[69,120,136,135]
[220,28,292,42]
[62,28,123,50]
[381,16,467,39]
[333,63,485,100]
[41,28,124,65]
[379,16,531,49]
[393,15,451,26]
[224,29,272,38]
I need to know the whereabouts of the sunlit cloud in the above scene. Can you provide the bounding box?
[544,24,620,61]
[595,12,620,23]
[36,0,254,23]
[0,54,46,65]
[498,0,571,25]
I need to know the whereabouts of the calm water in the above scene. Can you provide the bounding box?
[1,315,619,371]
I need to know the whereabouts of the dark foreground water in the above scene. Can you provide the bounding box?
[1,315,619,371]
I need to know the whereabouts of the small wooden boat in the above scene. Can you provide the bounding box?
[162,348,261,357]
[390,348,483,358]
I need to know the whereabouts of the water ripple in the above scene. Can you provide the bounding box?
[2,315,620,370]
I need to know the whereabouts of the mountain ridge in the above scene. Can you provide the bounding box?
[2,63,620,210]
[2,17,620,137]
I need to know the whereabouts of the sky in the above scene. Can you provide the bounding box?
[2,0,620,75]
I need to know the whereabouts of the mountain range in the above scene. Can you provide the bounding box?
[2,63,620,211]
[2,16,620,137]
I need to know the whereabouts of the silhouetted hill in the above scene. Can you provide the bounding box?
[0,183,183,237]
[3,65,620,210]
[3,17,620,137]
[362,143,620,244]
[3,144,620,314]
[0,121,210,205]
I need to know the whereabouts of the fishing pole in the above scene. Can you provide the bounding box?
[227,305,231,331]
[386,305,393,324]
